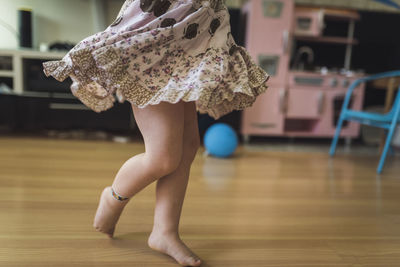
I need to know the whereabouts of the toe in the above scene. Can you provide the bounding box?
[107,228,115,238]
[190,256,201,266]
[192,258,201,266]
[182,256,201,267]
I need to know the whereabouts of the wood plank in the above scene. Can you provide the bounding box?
[0,136,399,266]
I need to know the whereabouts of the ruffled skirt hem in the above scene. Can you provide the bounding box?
[43,45,269,119]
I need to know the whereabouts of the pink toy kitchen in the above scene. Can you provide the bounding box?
[241,0,366,142]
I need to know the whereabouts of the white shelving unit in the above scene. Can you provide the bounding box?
[0,48,66,94]
[0,47,136,133]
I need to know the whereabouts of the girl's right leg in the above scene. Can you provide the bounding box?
[93,101,185,238]
[148,102,201,266]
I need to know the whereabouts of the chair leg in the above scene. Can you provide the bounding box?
[377,130,395,174]
[377,122,400,174]
[330,115,346,156]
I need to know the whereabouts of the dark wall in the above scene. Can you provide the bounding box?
[353,11,400,73]
[352,11,400,108]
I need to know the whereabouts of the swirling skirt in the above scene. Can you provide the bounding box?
[42,0,269,119]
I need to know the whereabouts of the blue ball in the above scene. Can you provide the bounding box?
[204,123,238,158]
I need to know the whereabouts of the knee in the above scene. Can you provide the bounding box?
[160,155,182,175]
[147,150,182,177]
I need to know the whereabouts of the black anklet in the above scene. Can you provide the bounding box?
[111,187,130,201]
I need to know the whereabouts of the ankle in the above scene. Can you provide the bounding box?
[150,227,179,238]
[105,187,130,207]
[148,229,180,251]
[110,186,130,201]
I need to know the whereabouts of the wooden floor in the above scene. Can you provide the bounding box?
[0,136,400,267]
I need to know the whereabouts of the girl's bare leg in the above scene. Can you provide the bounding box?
[148,102,201,266]
[93,101,185,238]
[93,101,201,266]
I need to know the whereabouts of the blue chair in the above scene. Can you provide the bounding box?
[330,70,400,174]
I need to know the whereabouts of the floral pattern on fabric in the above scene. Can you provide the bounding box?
[43,0,269,119]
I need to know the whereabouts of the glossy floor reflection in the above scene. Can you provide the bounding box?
[0,137,399,266]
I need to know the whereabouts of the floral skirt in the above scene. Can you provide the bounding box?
[42,0,269,119]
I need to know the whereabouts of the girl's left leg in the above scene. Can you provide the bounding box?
[93,101,185,238]
[148,102,202,267]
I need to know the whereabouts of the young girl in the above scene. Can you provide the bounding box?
[43,0,269,265]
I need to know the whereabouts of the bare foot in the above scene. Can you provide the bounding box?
[93,186,128,238]
[148,231,202,266]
